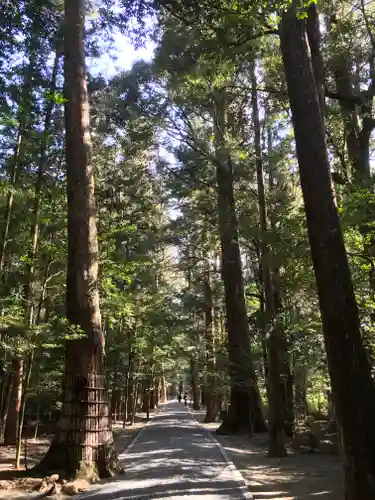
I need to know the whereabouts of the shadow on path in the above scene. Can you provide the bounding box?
[79,401,248,500]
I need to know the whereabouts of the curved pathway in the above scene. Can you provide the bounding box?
[79,400,251,500]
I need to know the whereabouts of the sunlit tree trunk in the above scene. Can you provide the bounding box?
[280,4,375,498]
[4,358,23,446]
[35,0,119,477]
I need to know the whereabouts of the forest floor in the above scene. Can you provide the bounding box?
[192,408,343,500]
[0,412,152,499]
[0,405,345,499]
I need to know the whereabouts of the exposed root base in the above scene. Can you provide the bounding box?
[216,416,251,435]
[253,422,268,433]
[268,430,287,458]
[268,447,288,458]
[204,415,218,423]
[215,395,253,435]
[33,438,124,479]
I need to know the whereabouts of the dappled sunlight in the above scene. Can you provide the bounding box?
[119,448,180,459]
[79,402,249,499]
[189,407,342,499]
[309,492,333,497]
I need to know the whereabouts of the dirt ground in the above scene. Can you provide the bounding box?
[193,410,344,500]
[0,414,150,499]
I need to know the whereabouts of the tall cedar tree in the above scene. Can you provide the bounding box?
[36,0,120,476]
[280,4,375,498]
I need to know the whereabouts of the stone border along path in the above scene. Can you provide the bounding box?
[186,405,253,500]
[78,400,253,500]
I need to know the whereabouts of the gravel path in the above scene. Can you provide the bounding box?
[79,400,250,500]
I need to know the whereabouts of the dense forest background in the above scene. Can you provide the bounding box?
[1,0,375,498]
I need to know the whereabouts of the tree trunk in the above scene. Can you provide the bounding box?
[294,362,308,421]
[0,372,12,442]
[327,11,375,302]
[34,0,119,478]
[4,358,23,446]
[249,385,267,433]
[213,91,258,434]
[16,350,34,468]
[283,370,294,438]
[268,127,295,438]
[160,370,167,404]
[110,354,119,421]
[142,376,151,418]
[190,358,200,410]
[280,5,375,498]
[122,330,134,427]
[203,260,219,422]
[306,4,325,115]
[131,363,141,425]
[34,401,40,440]
[125,366,134,426]
[251,63,286,456]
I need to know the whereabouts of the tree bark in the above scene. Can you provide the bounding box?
[294,361,308,421]
[0,372,12,442]
[268,128,294,438]
[4,358,23,446]
[16,350,34,468]
[34,0,120,477]
[160,370,167,404]
[251,63,286,456]
[213,91,259,434]
[327,9,375,302]
[190,358,200,410]
[306,4,325,116]
[280,4,375,498]
[203,260,219,422]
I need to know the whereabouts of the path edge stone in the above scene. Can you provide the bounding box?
[187,406,254,500]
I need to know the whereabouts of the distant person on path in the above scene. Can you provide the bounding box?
[178,393,182,403]
[184,393,188,406]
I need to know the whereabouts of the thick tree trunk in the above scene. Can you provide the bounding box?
[280,5,375,498]
[251,64,286,456]
[213,91,259,434]
[35,0,119,478]
[4,358,23,446]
